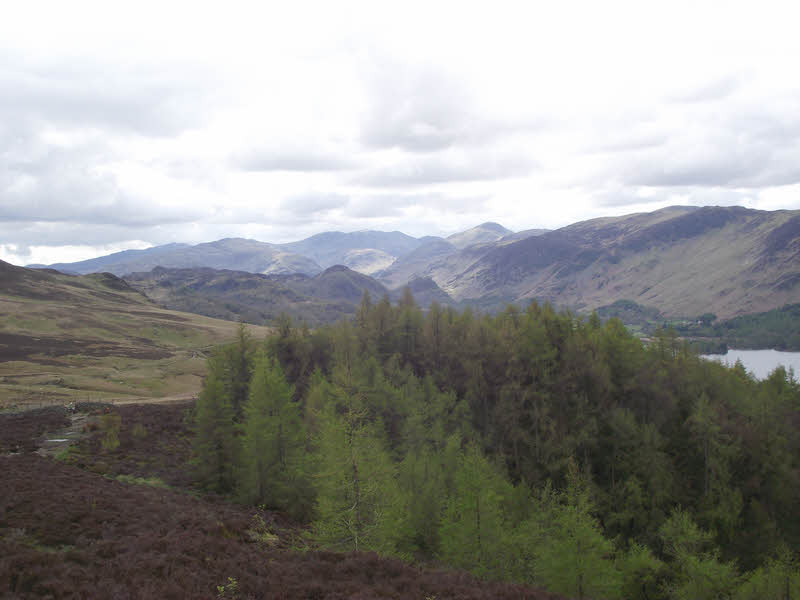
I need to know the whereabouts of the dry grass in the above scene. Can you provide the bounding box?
[0,266,269,409]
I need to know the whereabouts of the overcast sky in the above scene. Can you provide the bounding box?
[2,0,800,266]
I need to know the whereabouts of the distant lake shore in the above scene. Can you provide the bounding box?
[701,348,800,380]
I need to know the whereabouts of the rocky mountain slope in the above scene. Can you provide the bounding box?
[441,206,800,319]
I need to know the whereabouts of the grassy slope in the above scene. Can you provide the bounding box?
[0,262,269,409]
[452,206,800,319]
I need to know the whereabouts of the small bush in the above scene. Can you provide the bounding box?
[216,576,239,599]
[246,513,278,547]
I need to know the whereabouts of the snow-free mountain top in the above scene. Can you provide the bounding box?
[29,225,513,279]
[279,230,422,274]
[30,238,322,277]
[26,206,800,320]
[446,222,513,249]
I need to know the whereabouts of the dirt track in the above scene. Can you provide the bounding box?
[107,392,197,405]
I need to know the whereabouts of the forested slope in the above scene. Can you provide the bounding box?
[193,295,800,599]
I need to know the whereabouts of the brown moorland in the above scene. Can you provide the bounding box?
[0,403,565,600]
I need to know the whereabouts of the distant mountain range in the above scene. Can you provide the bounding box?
[29,238,321,277]
[28,206,800,320]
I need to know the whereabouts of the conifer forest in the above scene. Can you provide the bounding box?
[193,293,800,599]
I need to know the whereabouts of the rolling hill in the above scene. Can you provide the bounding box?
[124,264,392,327]
[0,260,269,409]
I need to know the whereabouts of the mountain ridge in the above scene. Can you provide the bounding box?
[23,206,800,320]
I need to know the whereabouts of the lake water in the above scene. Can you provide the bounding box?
[701,349,800,380]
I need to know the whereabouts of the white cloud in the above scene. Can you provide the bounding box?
[0,0,799,265]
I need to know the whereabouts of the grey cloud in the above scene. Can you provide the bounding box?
[346,198,405,219]
[0,56,216,137]
[625,141,800,189]
[0,222,157,248]
[594,188,661,208]
[0,54,221,233]
[357,152,536,187]
[344,193,488,218]
[619,103,800,189]
[0,141,209,227]
[360,63,468,151]
[593,185,751,210]
[668,75,742,104]
[280,193,349,215]
[359,59,547,153]
[584,133,668,155]
[627,157,766,188]
[234,148,357,172]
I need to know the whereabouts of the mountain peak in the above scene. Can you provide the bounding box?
[478,222,511,233]
[446,222,514,249]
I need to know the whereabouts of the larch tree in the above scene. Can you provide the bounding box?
[238,353,311,519]
[311,384,401,554]
[192,369,237,493]
[534,460,621,600]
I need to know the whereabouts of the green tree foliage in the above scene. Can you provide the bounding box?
[192,368,237,493]
[617,542,666,600]
[438,443,514,579]
[190,290,800,598]
[659,509,740,600]
[238,354,311,519]
[310,383,401,554]
[534,460,621,600]
[735,547,800,599]
[203,323,256,420]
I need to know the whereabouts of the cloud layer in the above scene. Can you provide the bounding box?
[1,1,799,265]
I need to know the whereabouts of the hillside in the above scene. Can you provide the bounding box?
[440,206,800,319]
[1,402,563,600]
[0,260,269,409]
[280,230,423,275]
[23,206,800,321]
[376,237,459,289]
[33,238,322,277]
[377,227,548,293]
[124,264,390,327]
[389,276,454,306]
[446,222,513,249]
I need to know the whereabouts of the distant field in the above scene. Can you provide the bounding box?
[0,263,269,410]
